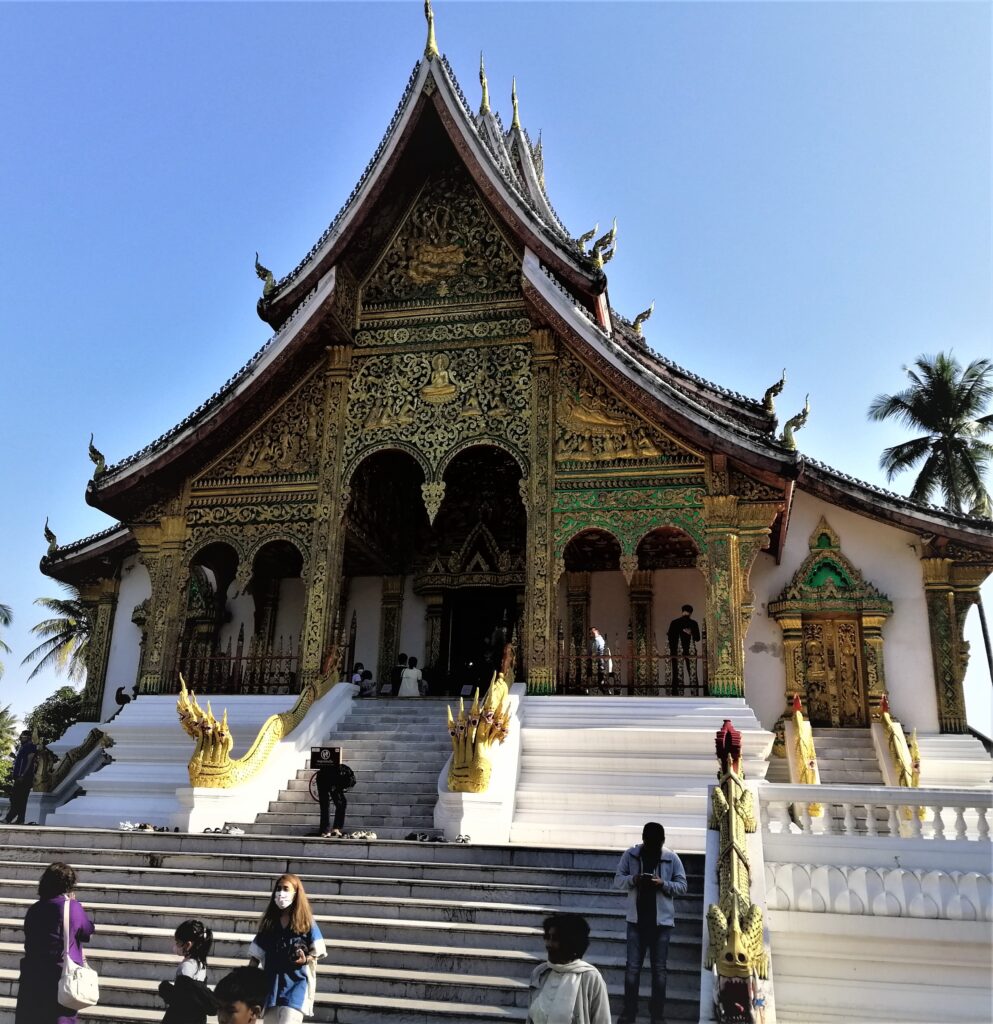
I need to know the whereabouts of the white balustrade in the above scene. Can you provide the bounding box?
[760,784,992,841]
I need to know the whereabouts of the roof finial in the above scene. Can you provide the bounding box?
[591,218,617,268]
[511,76,520,130]
[43,517,57,556]
[424,0,439,59]
[633,301,655,336]
[479,52,490,114]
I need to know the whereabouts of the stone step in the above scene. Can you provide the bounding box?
[252,811,437,828]
[284,779,439,796]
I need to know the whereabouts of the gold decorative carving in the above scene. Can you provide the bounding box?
[361,169,521,311]
[555,352,699,467]
[447,673,512,792]
[354,311,531,348]
[343,343,531,479]
[421,481,446,525]
[202,370,324,481]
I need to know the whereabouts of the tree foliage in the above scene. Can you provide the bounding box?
[25,686,83,745]
[0,603,11,680]
[21,589,92,682]
[868,353,993,516]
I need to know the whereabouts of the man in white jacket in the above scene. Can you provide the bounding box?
[614,821,688,1024]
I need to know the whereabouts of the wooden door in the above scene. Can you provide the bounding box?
[802,617,867,727]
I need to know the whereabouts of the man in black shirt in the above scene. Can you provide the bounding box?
[314,747,355,838]
[666,605,700,693]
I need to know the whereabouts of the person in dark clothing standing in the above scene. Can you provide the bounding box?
[614,821,687,1024]
[314,748,355,839]
[666,605,700,693]
[4,730,37,825]
[389,653,408,697]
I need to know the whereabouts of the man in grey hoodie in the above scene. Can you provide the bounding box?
[613,821,688,1024]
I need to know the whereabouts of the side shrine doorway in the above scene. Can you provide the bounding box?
[342,444,526,693]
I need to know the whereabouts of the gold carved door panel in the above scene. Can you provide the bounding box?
[802,618,867,727]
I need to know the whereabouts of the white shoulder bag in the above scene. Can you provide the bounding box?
[57,897,99,1010]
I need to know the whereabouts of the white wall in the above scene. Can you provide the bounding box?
[100,556,151,722]
[273,577,305,648]
[220,592,255,650]
[344,576,383,679]
[746,490,938,732]
[589,570,628,655]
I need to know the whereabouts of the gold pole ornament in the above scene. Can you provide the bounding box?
[706,720,770,1023]
[446,672,512,792]
[790,693,822,817]
[479,52,490,114]
[176,647,342,789]
[423,0,439,59]
[511,77,520,129]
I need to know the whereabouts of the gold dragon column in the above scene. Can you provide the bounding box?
[525,328,557,689]
[300,344,354,675]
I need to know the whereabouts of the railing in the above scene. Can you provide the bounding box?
[141,655,309,696]
[761,784,992,841]
[555,650,708,696]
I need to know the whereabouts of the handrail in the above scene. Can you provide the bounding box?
[176,648,342,789]
[760,783,991,841]
[879,694,923,822]
[33,728,111,794]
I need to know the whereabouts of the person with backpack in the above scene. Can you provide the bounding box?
[313,747,355,839]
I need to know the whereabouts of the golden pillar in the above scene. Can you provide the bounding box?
[702,495,744,696]
[78,576,120,721]
[376,575,406,685]
[300,344,353,674]
[423,591,444,676]
[629,569,655,692]
[922,556,973,734]
[525,328,556,688]
[860,613,888,721]
[135,514,188,695]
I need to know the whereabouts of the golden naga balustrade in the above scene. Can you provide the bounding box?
[879,694,924,822]
[176,649,342,789]
[790,693,822,818]
[446,672,512,793]
[706,719,770,1024]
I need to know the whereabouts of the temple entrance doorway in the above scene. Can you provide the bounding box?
[443,586,522,694]
[802,615,869,727]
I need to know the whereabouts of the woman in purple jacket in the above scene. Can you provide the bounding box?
[16,862,95,1024]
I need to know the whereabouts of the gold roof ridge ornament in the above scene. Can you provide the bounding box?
[423,0,439,60]
[576,223,598,254]
[479,52,490,114]
[43,517,57,556]
[762,368,786,416]
[591,218,617,268]
[254,253,275,299]
[780,393,810,450]
[88,433,107,479]
[511,76,521,130]
[632,300,655,336]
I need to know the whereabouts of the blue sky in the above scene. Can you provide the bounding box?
[0,1,990,730]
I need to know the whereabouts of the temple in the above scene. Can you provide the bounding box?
[26,8,992,1024]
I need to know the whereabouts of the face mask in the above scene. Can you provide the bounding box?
[274,890,294,910]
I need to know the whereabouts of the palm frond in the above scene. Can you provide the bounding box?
[0,604,11,627]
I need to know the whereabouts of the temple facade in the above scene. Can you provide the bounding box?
[43,31,992,743]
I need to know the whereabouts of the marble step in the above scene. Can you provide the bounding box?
[251,811,437,829]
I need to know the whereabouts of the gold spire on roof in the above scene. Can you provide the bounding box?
[424,0,439,59]
[511,77,520,130]
[479,52,490,114]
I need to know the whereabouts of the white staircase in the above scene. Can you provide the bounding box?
[510,697,774,852]
[0,826,704,1022]
[238,698,451,840]
[914,733,993,788]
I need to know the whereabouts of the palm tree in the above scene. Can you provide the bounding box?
[868,353,993,515]
[0,603,11,680]
[0,704,19,756]
[869,352,993,681]
[21,589,92,682]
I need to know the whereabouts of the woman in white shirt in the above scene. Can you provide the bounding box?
[527,914,610,1024]
[397,656,423,697]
